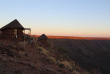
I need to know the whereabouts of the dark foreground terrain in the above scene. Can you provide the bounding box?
[0,38,110,74]
[0,40,89,74]
[49,39,110,74]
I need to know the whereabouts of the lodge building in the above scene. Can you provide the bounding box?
[0,19,31,41]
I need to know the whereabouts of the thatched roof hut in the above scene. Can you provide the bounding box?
[0,19,30,41]
[0,19,24,30]
[37,34,48,41]
[37,34,48,47]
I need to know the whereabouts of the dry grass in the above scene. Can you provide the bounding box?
[72,71,90,74]
[37,47,49,56]
[16,42,27,51]
[47,56,57,64]
[58,61,73,70]
[72,70,90,74]
[72,71,80,74]
[37,46,57,64]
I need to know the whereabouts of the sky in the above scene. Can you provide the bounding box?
[0,0,110,37]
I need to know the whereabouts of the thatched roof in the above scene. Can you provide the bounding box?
[0,19,24,30]
[37,34,48,41]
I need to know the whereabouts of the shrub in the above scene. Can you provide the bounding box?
[58,63,65,68]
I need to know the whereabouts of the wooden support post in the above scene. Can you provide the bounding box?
[24,30,25,49]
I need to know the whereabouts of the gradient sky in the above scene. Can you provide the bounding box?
[0,0,110,37]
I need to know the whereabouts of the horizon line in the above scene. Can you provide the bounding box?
[32,35,110,40]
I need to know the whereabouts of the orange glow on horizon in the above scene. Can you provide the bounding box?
[34,35,110,40]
